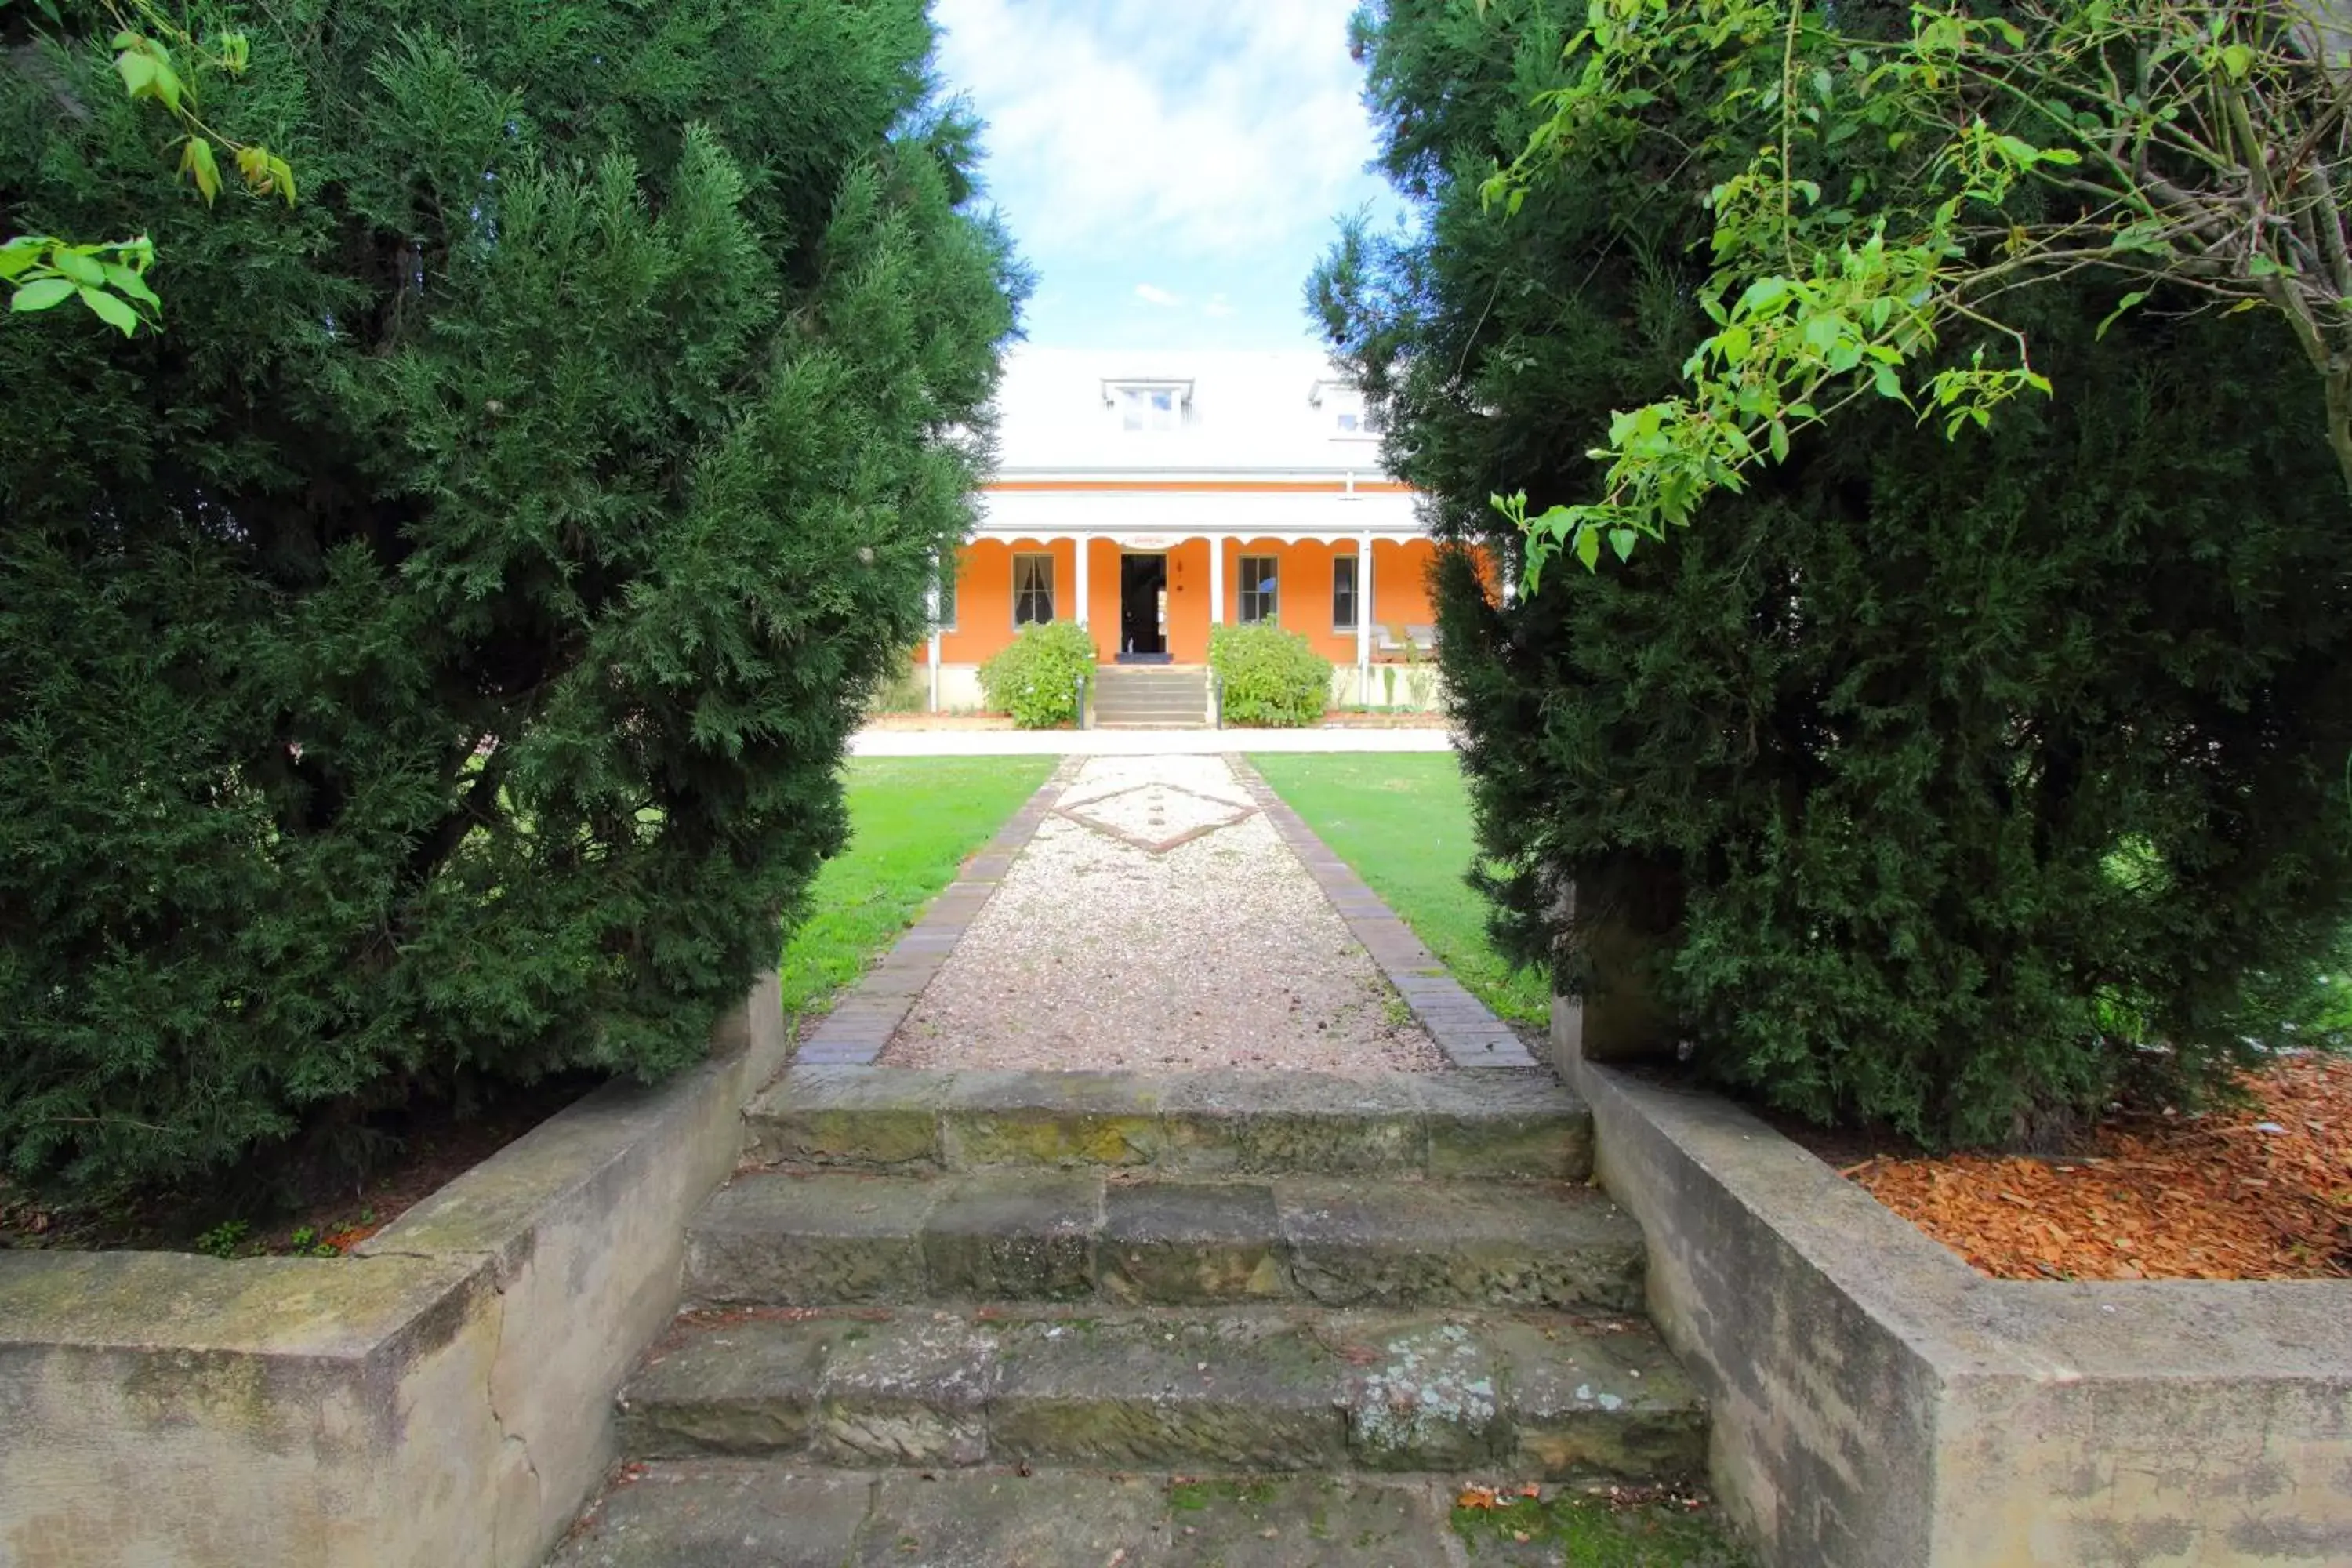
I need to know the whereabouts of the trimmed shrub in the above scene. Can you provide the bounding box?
[1321,0,2352,1147]
[0,0,1022,1198]
[978,621,1096,728]
[1211,623,1332,728]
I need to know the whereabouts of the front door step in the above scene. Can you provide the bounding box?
[684,1171,1646,1312]
[746,1067,1593,1181]
[1092,665,1210,728]
[616,1305,1708,1481]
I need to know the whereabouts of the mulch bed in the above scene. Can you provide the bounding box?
[1843,1054,2352,1282]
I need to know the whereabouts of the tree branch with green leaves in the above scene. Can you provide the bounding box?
[3,0,296,333]
[1485,0,2352,583]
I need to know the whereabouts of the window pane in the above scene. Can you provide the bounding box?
[1120,387,1179,431]
[937,557,958,630]
[1014,554,1054,625]
[1240,556,1277,625]
[1333,555,1357,630]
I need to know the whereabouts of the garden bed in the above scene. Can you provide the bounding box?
[1319,709,1451,728]
[0,1072,597,1258]
[1550,1023,2352,1567]
[0,975,793,1568]
[862,711,1019,731]
[1839,1054,2350,1283]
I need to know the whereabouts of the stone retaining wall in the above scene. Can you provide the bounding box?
[1548,1000,2352,1568]
[0,971,786,1568]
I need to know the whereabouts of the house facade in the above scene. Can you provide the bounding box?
[919,347,1450,710]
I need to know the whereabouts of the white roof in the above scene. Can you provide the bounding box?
[987,346,1384,477]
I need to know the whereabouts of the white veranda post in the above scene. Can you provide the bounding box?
[926,557,943,713]
[1209,534,1225,634]
[1074,535,1091,630]
[1356,532,1373,694]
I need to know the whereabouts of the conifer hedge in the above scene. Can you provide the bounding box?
[0,1,1021,1195]
[1320,0,2352,1145]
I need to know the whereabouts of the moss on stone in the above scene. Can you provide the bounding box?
[1451,1494,1751,1566]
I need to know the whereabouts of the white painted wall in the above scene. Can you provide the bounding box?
[1330,664,1447,711]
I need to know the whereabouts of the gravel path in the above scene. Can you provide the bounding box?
[878,754,1444,1074]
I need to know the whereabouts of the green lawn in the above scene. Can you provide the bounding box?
[778,757,1055,1023]
[1250,752,1549,1025]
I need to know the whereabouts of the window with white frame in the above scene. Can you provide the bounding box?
[1120,387,1180,431]
[1239,556,1278,624]
[1332,554,1359,631]
[1012,553,1055,625]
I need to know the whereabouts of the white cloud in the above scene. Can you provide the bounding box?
[1134,283,1185,307]
[932,0,1380,262]
[1201,293,1237,318]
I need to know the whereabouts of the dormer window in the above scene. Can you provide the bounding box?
[1102,378,1192,432]
[1310,376,1378,437]
[1121,387,1178,431]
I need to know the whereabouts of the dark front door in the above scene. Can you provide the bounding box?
[1119,553,1168,659]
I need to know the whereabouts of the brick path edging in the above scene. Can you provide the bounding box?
[794,753,1537,1072]
[1224,756,1540,1070]
[788,757,1081,1067]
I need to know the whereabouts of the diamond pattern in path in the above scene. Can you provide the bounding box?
[877,754,1444,1075]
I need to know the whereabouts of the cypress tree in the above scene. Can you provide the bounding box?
[0,1,1022,1195]
[1319,0,2352,1145]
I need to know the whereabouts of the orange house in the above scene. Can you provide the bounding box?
[918,350,1461,714]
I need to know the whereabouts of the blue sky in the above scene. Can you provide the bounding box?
[930,0,1406,353]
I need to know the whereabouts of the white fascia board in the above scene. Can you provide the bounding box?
[988,462,1389,485]
[973,486,1424,542]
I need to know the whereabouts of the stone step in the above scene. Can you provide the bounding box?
[685,1172,1645,1313]
[615,1305,1707,1483]
[550,1462,1497,1568]
[745,1068,1590,1180]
